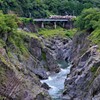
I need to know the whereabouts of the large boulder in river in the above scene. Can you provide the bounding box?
[35,92,51,100]
[46,50,60,73]
[41,83,51,90]
[33,68,48,79]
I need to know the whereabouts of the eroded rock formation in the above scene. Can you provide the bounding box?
[63,32,100,100]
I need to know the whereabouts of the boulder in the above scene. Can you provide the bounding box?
[33,68,48,79]
[35,92,51,100]
[41,83,51,90]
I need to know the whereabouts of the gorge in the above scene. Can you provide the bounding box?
[0,7,100,100]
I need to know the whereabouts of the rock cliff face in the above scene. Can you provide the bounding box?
[1,25,100,100]
[29,37,61,74]
[0,28,59,99]
[0,36,52,99]
[0,26,71,99]
[63,32,100,100]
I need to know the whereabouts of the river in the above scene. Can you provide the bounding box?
[41,61,71,100]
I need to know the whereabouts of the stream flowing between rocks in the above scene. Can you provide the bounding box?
[41,61,71,100]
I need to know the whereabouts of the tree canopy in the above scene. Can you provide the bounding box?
[0,11,18,34]
[0,0,100,18]
[75,8,100,45]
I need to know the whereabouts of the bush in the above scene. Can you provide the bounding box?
[0,11,18,34]
[19,17,33,24]
[75,8,100,31]
[90,66,98,73]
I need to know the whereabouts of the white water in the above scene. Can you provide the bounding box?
[41,62,71,100]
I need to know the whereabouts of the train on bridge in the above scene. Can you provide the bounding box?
[49,15,76,20]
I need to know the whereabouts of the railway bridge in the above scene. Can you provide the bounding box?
[33,17,75,29]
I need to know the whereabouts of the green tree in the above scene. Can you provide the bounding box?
[75,8,100,30]
[0,11,18,34]
[75,8,100,45]
[0,0,100,18]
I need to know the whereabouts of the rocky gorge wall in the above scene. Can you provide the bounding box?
[0,33,53,99]
[63,32,100,100]
[0,25,71,100]
[1,21,100,100]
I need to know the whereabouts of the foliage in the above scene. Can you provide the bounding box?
[65,29,77,38]
[0,39,5,47]
[39,28,66,38]
[39,28,76,38]
[17,29,39,39]
[0,11,18,35]
[75,8,100,46]
[8,31,29,56]
[19,17,33,24]
[42,51,46,61]
[75,8,100,30]
[90,28,100,46]
[90,66,98,73]
[0,96,6,100]
[0,12,30,56]
[0,0,100,18]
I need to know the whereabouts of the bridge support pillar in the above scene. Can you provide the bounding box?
[63,22,65,28]
[41,22,44,28]
[54,22,57,29]
[69,21,73,29]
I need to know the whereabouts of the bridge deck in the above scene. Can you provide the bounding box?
[34,18,68,22]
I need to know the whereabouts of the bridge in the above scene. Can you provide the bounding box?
[34,18,68,22]
[33,18,73,29]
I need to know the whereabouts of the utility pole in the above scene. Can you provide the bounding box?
[73,10,75,16]
[29,12,32,18]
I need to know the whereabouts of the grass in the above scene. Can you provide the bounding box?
[17,29,39,39]
[65,28,77,38]
[38,28,76,38]
[18,27,77,39]
[8,30,30,57]
[90,28,100,47]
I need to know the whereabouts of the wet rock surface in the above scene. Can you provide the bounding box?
[33,68,48,79]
